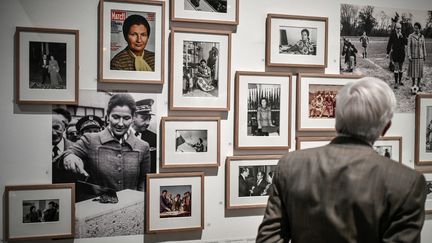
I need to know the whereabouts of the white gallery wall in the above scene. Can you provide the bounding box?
[1,0,431,242]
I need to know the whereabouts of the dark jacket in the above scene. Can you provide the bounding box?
[387,32,408,62]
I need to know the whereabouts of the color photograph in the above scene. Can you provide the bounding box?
[159,185,192,218]
[308,84,341,119]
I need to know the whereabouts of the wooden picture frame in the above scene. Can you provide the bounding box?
[169,27,232,111]
[98,0,165,84]
[226,155,281,209]
[161,116,220,168]
[266,14,328,68]
[296,73,362,132]
[146,172,204,233]
[5,183,75,241]
[415,94,432,165]
[170,0,239,25]
[234,71,292,150]
[15,27,79,105]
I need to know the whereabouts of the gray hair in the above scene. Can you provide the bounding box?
[335,77,396,144]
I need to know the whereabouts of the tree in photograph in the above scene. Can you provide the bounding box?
[424,11,432,38]
[358,6,377,35]
[341,4,359,36]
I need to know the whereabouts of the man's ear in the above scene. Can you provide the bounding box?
[381,121,392,137]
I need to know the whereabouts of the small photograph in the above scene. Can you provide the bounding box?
[238,165,276,197]
[374,145,392,158]
[29,42,66,89]
[184,0,227,13]
[279,26,317,55]
[183,41,220,97]
[247,83,281,136]
[308,84,341,119]
[22,199,59,223]
[426,106,432,152]
[427,181,432,199]
[159,185,192,218]
[176,130,208,152]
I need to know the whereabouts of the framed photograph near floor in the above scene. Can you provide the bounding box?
[98,0,165,84]
[226,155,281,209]
[161,117,220,168]
[415,94,432,165]
[15,27,79,105]
[297,73,362,132]
[146,172,204,233]
[266,14,328,68]
[170,0,239,25]
[235,71,292,150]
[170,27,231,111]
[5,184,75,241]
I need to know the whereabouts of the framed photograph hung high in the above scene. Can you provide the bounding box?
[415,94,432,165]
[170,27,232,111]
[266,14,328,68]
[235,71,292,150]
[5,183,75,241]
[161,116,220,168]
[296,73,362,132]
[170,0,239,25]
[98,0,165,84]
[146,172,204,233]
[226,155,281,209]
[15,27,79,105]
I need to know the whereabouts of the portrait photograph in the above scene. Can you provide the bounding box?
[159,185,192,218]
[226,155,281,209]
[162,117,220,168]
[22,199,59,223]
[266,14,328,68]
[308,84,341,119]
[146,173,204,233]
[170,27,231,111]
[15,27,78,104]
[99,0,165,84]
[235,71,292,150]
[171,0,239,25]
[340,4,431,113]
[182,41,220,98]
[415,94,432,165]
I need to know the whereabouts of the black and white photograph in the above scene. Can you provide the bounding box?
[426,105,432,152]
[340,4,431,112]
[23,199,59,223]
[183,41,220,97]
[29,42,66,89]
[426,180,432,199]
[175,130,208,152]
[247,83,280,136]
[373,145,392,158]
[184,0,227,13]
[238,165,276,197]
[159,185,192,218]
[308,84,341,119]
[279,27,317,55]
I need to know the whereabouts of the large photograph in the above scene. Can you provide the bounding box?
[340,4,431,112]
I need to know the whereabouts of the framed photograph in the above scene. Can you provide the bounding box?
[415,94,432,165]
[235,71,292,150]
[170,0,239,25]
[266,14,328,68]
[297,73,362,132]
[226,155,281,209]
[418,170,432,214]
[296,136,333,150]
[169,27,231,111]
[146,172,204,233]
[161,117,220,168]
[98,0,165,84]
[15,27,78,105]
[5,184,75,241]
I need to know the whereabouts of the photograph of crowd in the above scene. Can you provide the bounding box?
[175,130,207,153]
[341,4,431,112]
[22,199,59,223]
[238,165,276,197]
[308,84,341,119]
[28,41,66,89]
[373,145,392,158]
[159,185,192,218]
[247,83,280,136]
[183,41,220,97]
[279,27,317,55]
[185,0,227,13]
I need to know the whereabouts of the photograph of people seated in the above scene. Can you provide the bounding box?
[308,84,341,119]
[279,27,317,55]
[159,186,192,218]
[23,200,59,223]
[247,83,280,136]
[183,41,220,97]
[238,165,276,197]
[175,130,207,153]
[185,0,227,13]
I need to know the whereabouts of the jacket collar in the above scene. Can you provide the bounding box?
[330,135,372,147]
[99,127,138,148]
